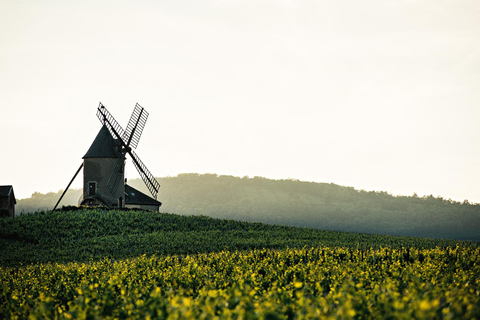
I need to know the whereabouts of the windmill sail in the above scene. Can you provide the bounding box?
[123,103,149,149]
[96,102,160,200]
[97,103,125,142]
[129,149,160,199]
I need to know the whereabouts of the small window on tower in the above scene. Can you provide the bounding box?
[88,182,97,197]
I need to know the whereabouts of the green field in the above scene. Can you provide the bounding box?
[1,209,479,319]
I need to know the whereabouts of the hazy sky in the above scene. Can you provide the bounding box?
[1,1,479,203]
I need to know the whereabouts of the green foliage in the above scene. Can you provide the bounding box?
[0,209,478,319]
[17,174,480,240]
[2,209,469,267]
[1,246,479,319]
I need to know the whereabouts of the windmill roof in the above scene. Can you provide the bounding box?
[125,184,162,206]
[83,125,121,159]
[0,185,16,203]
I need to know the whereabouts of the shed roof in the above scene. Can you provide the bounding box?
[125,184,162,206]
[83,125,121,159]
[0,185,16,204]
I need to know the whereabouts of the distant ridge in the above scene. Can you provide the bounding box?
[16,173,480,241]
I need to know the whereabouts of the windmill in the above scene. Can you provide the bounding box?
[53,102,161,211]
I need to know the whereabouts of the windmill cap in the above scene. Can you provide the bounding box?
[83,125,122,159]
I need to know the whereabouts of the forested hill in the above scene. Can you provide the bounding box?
[17,173,480,241]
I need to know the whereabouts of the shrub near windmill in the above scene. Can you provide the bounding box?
[54,103,161,211]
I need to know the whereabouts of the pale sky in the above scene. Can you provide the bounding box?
[1,0,479,203]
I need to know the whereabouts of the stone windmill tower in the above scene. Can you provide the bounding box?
[54,102,161,210]
[82,123,125,207]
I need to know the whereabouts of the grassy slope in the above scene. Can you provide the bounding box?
[0,209,472,267]
[16,174,480,241]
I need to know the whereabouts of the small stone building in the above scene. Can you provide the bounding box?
[0,185,16,217]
